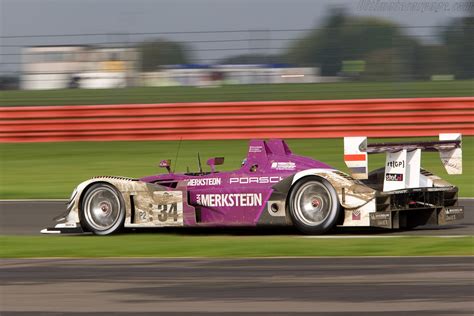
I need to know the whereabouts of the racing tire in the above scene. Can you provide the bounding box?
[80,183,125,235]
[288,176,342,235]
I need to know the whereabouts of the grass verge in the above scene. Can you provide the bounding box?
[1,137,473,198]
[1,80,473,106]
[0,235,472,258]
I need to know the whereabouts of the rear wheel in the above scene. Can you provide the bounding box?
[80,183,125,235]
[288,176,342,234]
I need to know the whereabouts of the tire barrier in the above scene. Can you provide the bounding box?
[1,97,473,142]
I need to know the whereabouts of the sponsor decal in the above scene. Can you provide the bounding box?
[387,160,405,168]
[196,193,262,207]
[249,146,263,153]
[57,222,77,228]
[444,207,464,221]
[187,178,221,186]
[229,176,283,184]
[371,213,391,220]
[271,162,296,170]
[383,150,407,191]
[445,207,463,215]
[385,173,404,181]
[370,212,391,227]
[352,209,361,221]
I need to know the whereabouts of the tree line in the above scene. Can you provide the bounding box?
[138,8,473,81]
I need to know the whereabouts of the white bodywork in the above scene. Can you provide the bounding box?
[439,133,462,174]
[292,169,376,227]
[344,133,462,191]
[293,137,461,228]
[343,136,368,179]
[43,177,186,233]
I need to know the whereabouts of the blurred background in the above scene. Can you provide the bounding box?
[0,0,472,93]
[1,3,473,315]
[0,0,473,199]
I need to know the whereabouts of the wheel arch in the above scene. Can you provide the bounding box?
[287,169,376,209]
[285,174,332,215]
[280,170,346,209]
[287,174,344,225]
[286,174,343,234]
[78,180,128,235]
[77,180,119,231]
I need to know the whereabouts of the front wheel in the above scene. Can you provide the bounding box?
[288,176,342,234]
[80,183,125,235]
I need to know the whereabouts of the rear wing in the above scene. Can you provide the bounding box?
[344,133,462,191]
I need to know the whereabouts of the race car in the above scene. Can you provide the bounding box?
[41,134,464,235]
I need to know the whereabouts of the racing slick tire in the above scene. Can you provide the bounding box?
[80,183,125,235]
[288,176,342,234]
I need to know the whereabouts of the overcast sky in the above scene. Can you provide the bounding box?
[0,0,470,73]
[1,0,469,35]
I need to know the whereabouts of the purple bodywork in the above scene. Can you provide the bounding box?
[42,137,464,235]
[140,139,332,227]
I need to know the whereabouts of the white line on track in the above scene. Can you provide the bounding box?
[300,235,471,239]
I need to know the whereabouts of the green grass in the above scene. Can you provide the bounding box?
[1,80,473,106]
[0,235,472,258]
[0,137,473,199]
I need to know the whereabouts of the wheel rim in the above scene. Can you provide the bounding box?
[83,186,121,231]
[293,181,332,226]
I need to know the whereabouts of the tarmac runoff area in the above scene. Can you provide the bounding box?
[0,257,473,315]
[0,199,473,236]
[1,201,473,315]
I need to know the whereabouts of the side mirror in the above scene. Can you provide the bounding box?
[206,157,224,173]
[159,159,171,173]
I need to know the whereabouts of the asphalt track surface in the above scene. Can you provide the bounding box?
[1,201,473,315]
[0,199,473,236]
[1,257,473,315]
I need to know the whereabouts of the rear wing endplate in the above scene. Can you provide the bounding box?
[344,133,462,191]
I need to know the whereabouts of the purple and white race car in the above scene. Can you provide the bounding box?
[42,134,464,235]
